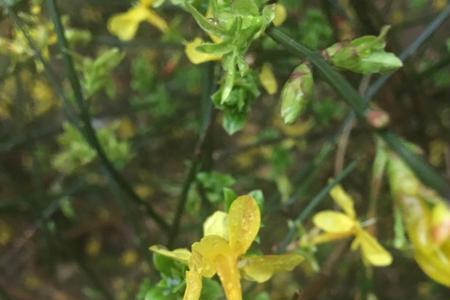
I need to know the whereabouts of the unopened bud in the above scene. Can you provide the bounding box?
[280,63,314,124]
[366,109,390,128]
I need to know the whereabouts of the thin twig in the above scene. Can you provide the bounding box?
[168,62,216,247]
[334,75,371,175]
[276,161,358,252]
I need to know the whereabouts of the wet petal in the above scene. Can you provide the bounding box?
[185,38,222,64]
[183,270,202,300]
[313,211,355,233]
[358,229,393,266]
[149,245,191,265]
[216,254,242,300]
[330,185,356,218]
[228,195,261,256]
[107,6,148,41]
[241,253,303,283]
[191,235,232,277]
[203,211,228,240]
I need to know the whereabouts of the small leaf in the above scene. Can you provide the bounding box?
[222,109,246,135]
[145,286,172,300]
[223,188,238,211]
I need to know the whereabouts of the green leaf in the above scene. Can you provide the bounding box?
[222,109,247,135]
[185,2,227,37]
[223,187,238,211]
[196,40,235,56]
[136,279,152,300]
[249,190,264,213]
[356,52,403,74]
[232,0,259,16]
[152,253,185,277]
[145,286,172,300]
[197,171,236,203]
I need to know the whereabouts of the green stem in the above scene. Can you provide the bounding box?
[45,0,169,231]
[267,27,450,201]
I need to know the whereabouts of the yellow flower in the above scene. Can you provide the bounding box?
[185,37,222,64]
[107,0,168,41]
[150,195,303,300]
[388,153,450,287]
[311,185,393,267]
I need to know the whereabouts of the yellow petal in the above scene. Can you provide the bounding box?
[241,253,303,283]
[273,4,287,26]
[191,235,232,277]
[107,6,148,41]
[185,38,222,64]
[357,229,393,266]
[431,202,450,244]
[311,231,353,245]
[183,270,203,300]
[149,245,191,265]
[228,195,261,256]
[140,0,154,6]
[146,10,168,32]
[259,63,278,95]
[313,211,355,233]
[414,248,450,287]
[330,185,356,218]
[203,211,228,239]
[216,254,242,300]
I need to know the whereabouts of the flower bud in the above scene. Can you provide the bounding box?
[280,63,313,124]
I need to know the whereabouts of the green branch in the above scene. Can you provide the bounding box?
[267,27,450,201]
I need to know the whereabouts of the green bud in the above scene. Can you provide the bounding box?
[280,63,314,124]
[324,26,403,74]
